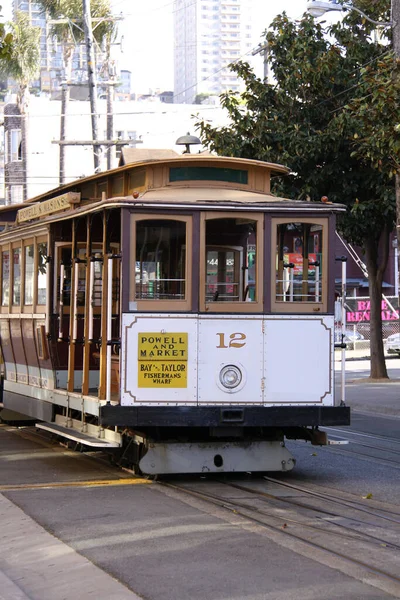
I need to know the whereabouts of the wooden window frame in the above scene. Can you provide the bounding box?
[22,238,35,313]
[0,246,10,313]
[200,212,264,313]
[35,235,49,314]
[11,243,22,313]
[130,214,192,312]
[270,217,328,314]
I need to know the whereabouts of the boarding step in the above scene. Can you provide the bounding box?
[36,422,121,448]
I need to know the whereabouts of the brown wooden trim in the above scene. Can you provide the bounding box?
[129,214,193,312]
[263,215,272,313]
[36,325,49,360]
[270,216,328,314]
[121,208,131,313]
[191,212,200,313]
[82,215,91,396]
[328,215,337,312]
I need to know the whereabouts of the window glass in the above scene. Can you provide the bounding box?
[37,242,47,305]
[170,166,248,185]
[13,248,21,305]
[9,130,22,162]
[24,245,34,305]
[10,185,23,204]
[59,248,87,307]
[275,222,323,303]
[135,220,186,300]
[92,253,103,307]
[2,251,10,306]
[205,218,257,302]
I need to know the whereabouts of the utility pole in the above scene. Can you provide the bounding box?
[82,0,100,172]
[251,43,269,83]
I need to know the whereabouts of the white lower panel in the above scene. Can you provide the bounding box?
[139,441,295,474]
[264,316,333,404]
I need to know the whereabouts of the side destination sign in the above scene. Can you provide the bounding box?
[138,332,188,388]
[17,192,81,223]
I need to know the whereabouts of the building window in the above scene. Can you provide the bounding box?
[9,185,24,205]
[7,129,22,162]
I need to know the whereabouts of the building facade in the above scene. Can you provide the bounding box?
[12,0,106,95]
[173,0,253,104]
[3,96,229,202]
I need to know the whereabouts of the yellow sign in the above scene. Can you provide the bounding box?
[17,192,81,223]
[138,333,188,388]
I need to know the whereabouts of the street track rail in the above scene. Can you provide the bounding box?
[159,477,400,597]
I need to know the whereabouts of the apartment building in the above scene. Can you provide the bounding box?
[173,0,253,104]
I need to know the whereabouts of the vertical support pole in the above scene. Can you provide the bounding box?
[59,263,64,340]
[106,256,113,403]
[45,242,51,334]
[341,259,347,406]
[99,211,108,399]
[72,265,79,341]
[82,215,92,397]
[315,264,320,302]
[67,222,76,393]
[88,260,94,341]
[289,267,294,302]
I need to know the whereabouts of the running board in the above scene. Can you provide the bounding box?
[36,422,121,448]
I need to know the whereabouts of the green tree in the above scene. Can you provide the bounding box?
[197,5,399,379]
[0,11,40,202]
[0,5,13,61]
[38,0,116,182]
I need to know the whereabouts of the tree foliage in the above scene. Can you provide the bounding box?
[0,5,13,61]
[38,0,116,60]
[197,2,399,378]
[0,11,40,107]
[0,11,40,85]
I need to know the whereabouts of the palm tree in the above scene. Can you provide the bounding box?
[0,5,14,61]
[38,0,116,183]
[0,11,40,201]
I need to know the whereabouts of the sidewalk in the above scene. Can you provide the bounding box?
[334,352,400,418]
[335,347,399,362]
[0,495,142,600]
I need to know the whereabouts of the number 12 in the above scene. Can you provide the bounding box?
[216,332,246,348]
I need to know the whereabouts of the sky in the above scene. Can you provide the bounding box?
[109,0,311,93]
[2,0,322,93]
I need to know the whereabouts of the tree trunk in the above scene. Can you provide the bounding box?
[364,228,390,379]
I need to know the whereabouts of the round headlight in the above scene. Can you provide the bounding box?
[219,365,242,389]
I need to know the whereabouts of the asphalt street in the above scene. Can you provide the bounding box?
[0,357,399,600]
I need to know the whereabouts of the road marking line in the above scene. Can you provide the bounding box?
[0,478,152,491]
